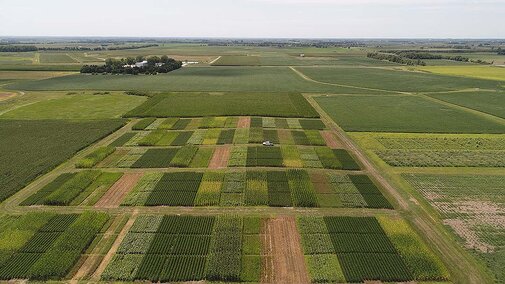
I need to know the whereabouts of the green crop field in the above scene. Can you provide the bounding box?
[211,55,261,66]
[7,66,387,94]
[296,66,503,92]
[316,94,505,133]
[126,93,319,118]
[1,93,146,120]
[39,53,79,64]
[0,119,124,202]
[416,65,505,82]
[427,91,505,119]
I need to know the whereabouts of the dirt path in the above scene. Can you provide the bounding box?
[237,116,251,128]
[209,56,222,65]
[91,211,138,281]
[71,214,127,282]
[95,173,142,208]
[261,217,310,284]
[208,146,231,169]
[320,130,342,149]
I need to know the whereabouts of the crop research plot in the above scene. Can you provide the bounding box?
[2,39,504,284]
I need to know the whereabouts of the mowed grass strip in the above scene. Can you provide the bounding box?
[126,92,319,118]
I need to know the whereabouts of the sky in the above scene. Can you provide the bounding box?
[1,0,504,38]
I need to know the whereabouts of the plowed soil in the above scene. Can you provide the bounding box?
[208,146,230,169]
[94,173,142,208]
[237,116,251,128]
[261,216,310,284]
[321,130,342,148]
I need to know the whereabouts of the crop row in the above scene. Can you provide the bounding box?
[376,149,505,167]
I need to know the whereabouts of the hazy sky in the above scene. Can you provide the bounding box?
[1,0,504,38]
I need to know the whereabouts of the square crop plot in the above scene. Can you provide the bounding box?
[132,148,178,168]
[159,256,207,282]
[292,131,310,145]
[217,129,236,145]
[171,131,194,146]
[172,119,192,130]
[337,253,412,282]
[299,119,326,130]
[333,149,360,170]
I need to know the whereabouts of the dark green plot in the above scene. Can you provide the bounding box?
[132,148,178,168]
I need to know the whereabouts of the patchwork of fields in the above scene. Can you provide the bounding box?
[3,42,505,283]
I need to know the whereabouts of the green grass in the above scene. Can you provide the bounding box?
[126,92,319,118]
[298,66,503,92]
[0,119,124,202]
[39,53,78,64]
[428,91,505,119]
[1,94,145,120]
[316,95,505,133]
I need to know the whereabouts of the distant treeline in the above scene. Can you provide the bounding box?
[0,44,158,52]
[0,45,38,52]
[367,52,426,66]
[497,48,505,55]
[373,50,492,64]
[80,56,182,75]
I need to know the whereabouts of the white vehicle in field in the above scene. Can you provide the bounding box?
[262,141,274,146]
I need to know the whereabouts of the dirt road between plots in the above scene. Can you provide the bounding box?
[237,116,251,128]
[95,173,142,208]
[321,130,342,149]
[208,145,231,169]
[261,216,310,284]
[91,211,138,281]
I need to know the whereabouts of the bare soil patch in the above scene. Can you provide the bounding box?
[94,173,142,208]
[0,93,15,101]
[208,146,231,169]
[310,172,333,193]
[261,216,310,284]
[237,116,251,128]
[321,130,342,148]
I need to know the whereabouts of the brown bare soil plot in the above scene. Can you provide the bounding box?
[310,172,333,194]
[261,216,310,284]
[237,116,251,128]
[94,173,142,208]
[208,146,231,169]
[321,130,342,149]
[0,93,15,101]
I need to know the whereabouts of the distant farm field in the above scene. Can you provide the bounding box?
[416,66,505,82]
[39,53,78,64]
[126,93,319,118]
[428,91,505,119]
[316,95,505,133]
[0,119,124,202]
[7,67,386,94]
[1,94,146,120]
[296,67,503,92]
[211,55,260,66]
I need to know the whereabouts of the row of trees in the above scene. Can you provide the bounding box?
[0,45,38,52]
[80,56,182,75]
[367,52,426,66]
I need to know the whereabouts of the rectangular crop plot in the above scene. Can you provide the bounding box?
[126,93,319,118]
[144,173,203,206]
[316,95,505,133]
[132,149,178,168]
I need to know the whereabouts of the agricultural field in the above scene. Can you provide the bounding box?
[100,214,446,283]
[403,174,505,282]
[0,93,146,120]
[427,91,505,119]
[296,66,504,92]
[0,119,124,202]
[415,65,505,82]
[316,94,505,133]
[211,55,261,66]
[126,93,319,118]
[349,133,505,168]
[2,40,504,283]
[0,212,108,280]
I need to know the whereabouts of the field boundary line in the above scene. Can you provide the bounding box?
[209,56,222,65]
[90,210,138,281]
[289,66,408,95]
